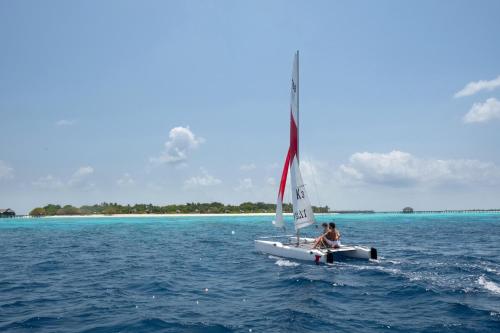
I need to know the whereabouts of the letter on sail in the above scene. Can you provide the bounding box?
[290,156,315,229]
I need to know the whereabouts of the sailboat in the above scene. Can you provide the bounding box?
[254,51,377,264]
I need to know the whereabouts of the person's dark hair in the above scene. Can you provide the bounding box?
[321,223,328,227]
[329,222,336,229]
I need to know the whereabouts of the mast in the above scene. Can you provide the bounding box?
[295,50,300,245]
[296,50,299,165]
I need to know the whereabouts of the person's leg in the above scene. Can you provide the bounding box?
[318,237,330,249]
[322,238,331,248]
[313,236,323,249]
[312,238,320,248]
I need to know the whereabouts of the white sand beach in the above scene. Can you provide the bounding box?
[41,213,297,218]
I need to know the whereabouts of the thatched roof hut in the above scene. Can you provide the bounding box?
[402,207,414,214]
[0,208,15,217]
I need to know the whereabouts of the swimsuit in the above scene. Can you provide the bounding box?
[324,238,341,247]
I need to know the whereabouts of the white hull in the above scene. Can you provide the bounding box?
[255,237,377,264]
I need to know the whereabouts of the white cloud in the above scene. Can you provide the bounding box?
[150,126,204,164]
[454,75,500,98]
[297,159,332,191]
[463,98,500,123]
[240,163,256,171]
[70,166,95,191]
[117,173,135,187]
[72,166,94,178]
[339,151,419,186]
[339,150,500,187]
[56,119,76,126]
[266,177,276,186]
[32,175,64,189]
[300,160,321,180]
[0,161,14,180]
[68,166,94,186]
[267,162,280,169]
[338,165,363,181]
[235,178,253,191]
[33,166,95,190]
[183,168,221,189]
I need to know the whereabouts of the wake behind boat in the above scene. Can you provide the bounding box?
[255,51,377,264]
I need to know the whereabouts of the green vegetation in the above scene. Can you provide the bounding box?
[29,202,330,216]
[29,207,46,217]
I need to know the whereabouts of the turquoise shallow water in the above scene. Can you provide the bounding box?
[0,213,499,332]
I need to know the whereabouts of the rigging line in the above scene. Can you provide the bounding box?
[306,156,324,213]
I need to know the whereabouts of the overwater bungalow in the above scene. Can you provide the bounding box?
[402,207,414,214]
[0,208,15,218]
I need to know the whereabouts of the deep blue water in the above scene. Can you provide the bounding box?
[0,213,499,332]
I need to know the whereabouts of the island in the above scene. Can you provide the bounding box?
[29,202,330,217]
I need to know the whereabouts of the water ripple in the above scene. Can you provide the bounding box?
[0,214,499,332]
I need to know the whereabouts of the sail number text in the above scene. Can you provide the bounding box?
[296,188,305,200]
[294,209,307,220]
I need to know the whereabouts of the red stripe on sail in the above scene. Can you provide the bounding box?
[278,110,299,201]
[278,147,292,201]
[290,110,298,160]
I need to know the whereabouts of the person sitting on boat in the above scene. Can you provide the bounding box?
[312,223,330,248]
[313,222,341,249]
[324,222,341,248]
[313,223,330,249]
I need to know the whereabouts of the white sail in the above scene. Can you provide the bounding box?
[274,147,291,229]
[274,199,284,228]
[274,51,315,231]
[290,156,315,230]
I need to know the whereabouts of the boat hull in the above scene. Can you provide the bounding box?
[255,238,377,264]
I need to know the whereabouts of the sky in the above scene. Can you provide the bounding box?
[1,0,500,214]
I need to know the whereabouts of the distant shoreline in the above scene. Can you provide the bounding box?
[39,213,284,218]
[23,203,500,218]
[7,210,500,219]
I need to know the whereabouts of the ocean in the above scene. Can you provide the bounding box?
[0,213,499,332]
